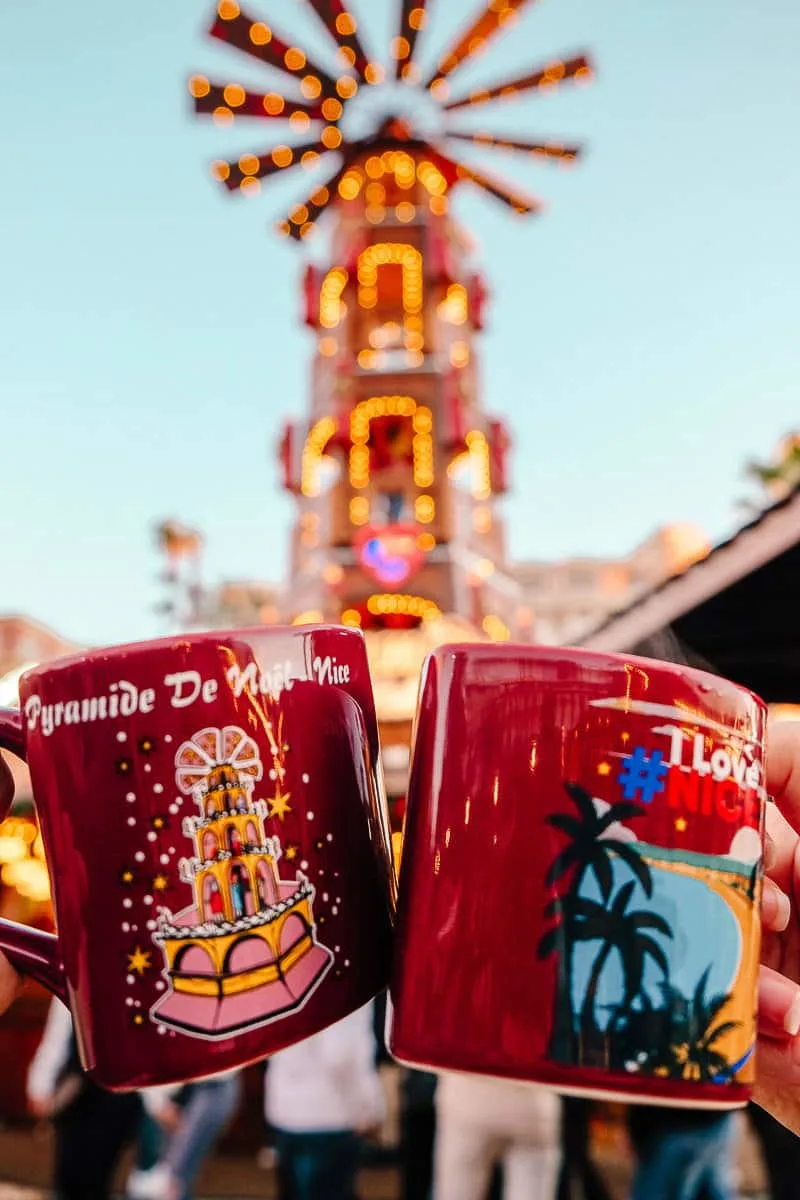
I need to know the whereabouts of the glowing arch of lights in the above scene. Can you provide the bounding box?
[292,610,325,625]
[301,415,338,497]
[465,429,492,500]
[320,266,348,329]
[338,166,365,202]
[336,156,449,219]
[357,243,423,347]
[416,159,448,198]
[349,395,433,493]
[437,282,468,325]
[366,593,441,621]
[482,614,511,642]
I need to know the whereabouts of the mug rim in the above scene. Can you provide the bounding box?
[425,641,767,716]
[17,623,365,682]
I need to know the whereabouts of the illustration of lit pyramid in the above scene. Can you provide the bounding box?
[150,725,332,1039]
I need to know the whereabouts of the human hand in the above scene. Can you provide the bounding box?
[753,721,800,1129]
[0,751,12,807]
[0,756,22,1015]
[0,952,22,1016]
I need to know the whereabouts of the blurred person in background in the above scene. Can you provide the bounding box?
[627,1106,737,1200]
[125,1100,170,1199]
[556,1098,611,1200]
[748,1101,800,1200]
[433,1072,562,1200]
[27,994,142,1200]
[398,1068,437,1200]
[265,1001,385,1200]
[125,1069,242,1200]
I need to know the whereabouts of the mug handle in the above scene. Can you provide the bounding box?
[0,709,68,1005]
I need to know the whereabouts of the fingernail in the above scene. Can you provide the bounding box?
[763,833,776,871]
[776,890,792,933]
[786,993,800,1038]
[762,879,791,932]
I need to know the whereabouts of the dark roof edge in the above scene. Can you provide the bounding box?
[579,486,800,652]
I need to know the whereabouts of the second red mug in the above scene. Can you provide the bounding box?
[388,643,767,1109]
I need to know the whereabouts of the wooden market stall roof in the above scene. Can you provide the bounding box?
[579,485,800,702]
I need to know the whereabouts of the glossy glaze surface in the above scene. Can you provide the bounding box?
[388,644,766,1108]
[0,626,394,1091]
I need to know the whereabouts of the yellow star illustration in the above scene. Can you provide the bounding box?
[127,946,152,975]
[268,791,293,822]
[152,817,165,830]
[596,762,611,777]
[674,817,688,833]
[133,1013,144,1026]
[153,874,169,892]
[284,844,298,861]
[121,870,134,884]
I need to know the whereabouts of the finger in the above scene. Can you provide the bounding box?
[761,925,784,973]
[755,1034,800,1089]
[763,802,800,895]
[763,828,777,873]
[767,719,800,827]
[761,876,791,933]
[0,953,21,1016]
[752,1074,800,1136]
[759,964,800,1036]
[0,753,13,813]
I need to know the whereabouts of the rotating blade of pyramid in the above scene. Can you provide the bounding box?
[429,144,543,214]
[302,1,371,80]
[424,0,535,89]
[191,80,327,122]
[444,53,593,111]
[213,138,334,192]
[446,130,583,164]
[394,0,429,80]
[279,150,360,240]
[210,6,342,96]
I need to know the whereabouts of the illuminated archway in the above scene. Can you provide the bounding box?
[349,397,433,499]
[319,267,348,329]
[465,430,491,500]
[357,243,423,347]
[343,594,441,632]
[301,416,338,497]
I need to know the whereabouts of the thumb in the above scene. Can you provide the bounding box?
[0,752,14,814]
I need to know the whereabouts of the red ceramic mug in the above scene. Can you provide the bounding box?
[388,644,767,1108]
[0,625,395,1091]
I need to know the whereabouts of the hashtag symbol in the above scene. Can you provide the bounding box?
[617,746,668,804]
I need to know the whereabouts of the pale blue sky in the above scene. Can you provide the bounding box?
[2,0,799,648]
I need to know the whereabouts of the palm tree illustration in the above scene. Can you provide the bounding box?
[537,782,657,1061]
[572,882,672,1060]
[647,966,739,1082]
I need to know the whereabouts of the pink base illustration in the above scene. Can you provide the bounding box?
[151,941,333,1037]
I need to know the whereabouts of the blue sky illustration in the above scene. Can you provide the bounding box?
[571,856,741,1030]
